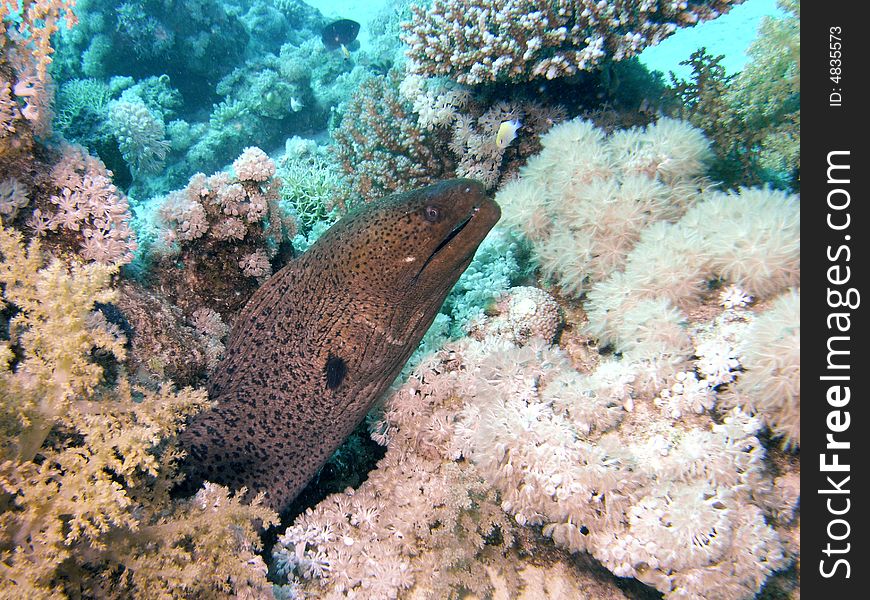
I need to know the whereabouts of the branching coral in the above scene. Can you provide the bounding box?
[1,0,78,81]
[331,73,453,206]
[402,0,746,84]
[53,77,113,134]
[400,73,565,190]
[0,227,277,597]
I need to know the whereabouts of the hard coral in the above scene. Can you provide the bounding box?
[277,150,341,235]
[402,0,746,85]
[400,74,565,190]
[469,285,563,345]
[331,73,453,207]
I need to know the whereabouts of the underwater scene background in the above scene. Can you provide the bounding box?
[1,0,799,598]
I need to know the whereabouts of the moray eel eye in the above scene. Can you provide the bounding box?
[424,205,441,222]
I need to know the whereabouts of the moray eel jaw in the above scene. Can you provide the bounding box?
[181,179,500,513]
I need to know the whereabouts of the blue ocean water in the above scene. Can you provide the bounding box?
[638,0,784,78]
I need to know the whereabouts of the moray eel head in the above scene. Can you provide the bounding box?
[329,178,499,296]
[181,179,499,512]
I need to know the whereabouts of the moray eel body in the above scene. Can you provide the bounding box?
[181,179,500,512]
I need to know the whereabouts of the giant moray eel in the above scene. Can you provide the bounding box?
[181,179,500,512]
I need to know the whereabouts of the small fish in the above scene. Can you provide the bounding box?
[495,119,522,149]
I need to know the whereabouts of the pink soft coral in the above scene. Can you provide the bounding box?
[233,146,276,182]
[30,143,138,265]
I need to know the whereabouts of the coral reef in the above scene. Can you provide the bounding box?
[332,73,454,206]
[50,0,249,100]
[1,0,77,81]
[274,113,799,599]
[113,281,224,388]
[108,98,170,175]
[276,142,341,234]
[37,0,357,199]
[402,0,746,84]
[3,0,801,597]
[27,142,138,265]
[400,74,566,189]
[185,38,359,177]
[275,324,793,599]
[332,70,569,208]
[722,289,801,448]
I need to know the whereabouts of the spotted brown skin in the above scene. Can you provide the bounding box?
[180,179,500,512]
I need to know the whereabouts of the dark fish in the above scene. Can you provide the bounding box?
[180,179,500,512]
[321,18,360,51]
